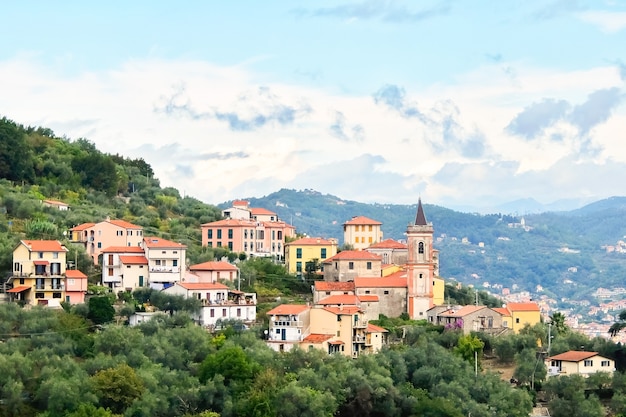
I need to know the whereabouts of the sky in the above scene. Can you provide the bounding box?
[1,1,626,213]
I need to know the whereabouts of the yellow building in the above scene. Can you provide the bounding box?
[506,302,541,333]
[433,277,445,306]
[8,240,69,307]
[285,237,338,275]
[343,216,383,250]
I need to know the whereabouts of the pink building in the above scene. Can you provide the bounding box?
[188,261,240,283]
[69,217,144,265]
[64,269,88,304]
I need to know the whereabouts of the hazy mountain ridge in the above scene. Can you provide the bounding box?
[224,189,626,310]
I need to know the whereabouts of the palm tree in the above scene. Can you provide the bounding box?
[609,310,626,337]
[549,311,568,335]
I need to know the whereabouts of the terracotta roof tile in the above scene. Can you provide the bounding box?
[367,323,388,333]
[287,237,336,246]
[267,304,310,315]
[143,237,187,248]
[101,246,145,254]
[323,250,382,262]
[119,255,148,265]
[70,222,96,231]
[108,219,142,229]
[440,305,488,317]
[322,306,362,315]
[547,351,600,362]
[493,307,510,316]
[202,218,257,227]
[343,216,382,226]
[367,239,407,249]
[314,281,355,291]
[301,334,334,343]
[317,294,360,305]
[21,240,67,252]
[358,295,379,302]
[177,282,229,290]
[506,302,540,312]
[65,270,87,279]
[250,207,277,216]
[190,261,238,271]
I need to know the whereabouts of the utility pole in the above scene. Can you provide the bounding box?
[547,322,552,355]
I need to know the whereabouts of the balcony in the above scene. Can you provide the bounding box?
[354,320,368,328]
[150,267,180,273]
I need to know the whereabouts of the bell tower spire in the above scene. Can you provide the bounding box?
[406,198,435,319]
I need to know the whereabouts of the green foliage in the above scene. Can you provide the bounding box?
[91,364,145,414]
[88,296,115,324]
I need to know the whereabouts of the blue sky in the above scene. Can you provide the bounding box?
[2,1,626,212]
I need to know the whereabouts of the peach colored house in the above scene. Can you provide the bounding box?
[201,218,295,261]
[101,246,148,290]
[313,281,356,303]
[69,218,144,265]
[142,237,187,289]
[188,261,239,283]
[322,250,382,282]
[7,240,87,306]
[343,216,383,250]
[64,269,88,304]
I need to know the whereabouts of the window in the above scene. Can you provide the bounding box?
[228,229,233,239]
[368,237,372,243]
[365,290,370,294]
[162,250,166,254]
[296,248,302,259]
[361,237,365,243]
[601,360,610,367]
[53,252,58,259]
[210,309,215,317]
[369,225,373,231]
[354,238,359,244]
[53,292,62,298]
[108,254,114,265]
[366,262,372,270]
[419,242,424,254]
[228,242,233,250]
[515,318,520,324]
[108,268,113,276]
[321,248,327,258]
[237,308,241,317]
[272,230,275,240]
[97,242,102,248]
[208,230,213,239]
[222,309,227,317]
[127,230,133,236]
[173,260,178,267]
[244,230,247,239]
[278,231,282,239]
[208,242,213,248]
[14,262,19,271]
[348,262,354,270]
[156,260,161,266]
[38,252,44,259]
[217,229,222,239]
[217,242,222,247]
[296,262,302,272]
[384,290,389,295]
[36,278,44,289]
[35,292,45,298]
[584,360,594,367]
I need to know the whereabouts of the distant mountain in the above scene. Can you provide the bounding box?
[224,189,626,318]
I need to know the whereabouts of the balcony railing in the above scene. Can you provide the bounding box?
[150,267,180,273]
[354,320,368,328]
[33,285,65,291]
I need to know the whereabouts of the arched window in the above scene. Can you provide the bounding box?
[418,242,424,254]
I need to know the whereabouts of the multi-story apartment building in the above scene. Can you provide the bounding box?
[100,236,186,290]
[142,237,187,290]
[266,304,312,352]
[69,217,143,264]
[343,216,383,250]
[322,250,382,282]
[7,240,88,306]
[188,261,240,283]
[201,210,295,261]
[285,237,338,275]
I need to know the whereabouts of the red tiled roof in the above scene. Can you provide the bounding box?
[21,240,67,252]
[506,302,540,312]
[70,222,96,231]
[33,260,49,266]
[367,323,388,333]
[250,207,277,216]
[7,286,30,293]
[301,334,334,343]
[328,340,345,345]
[323,250,382,262]
[547,351,599,362]
[232,200,249,207]
[177,282,229,290]
[317,294,360,306]
[43,199,68,206]
[358,295,379,302]
[493,307,510,316]
[343,216,382,226]
[323,306,361,315]
[119,255,148,265]
[314,281,355,291]
[190,261,238,271]
[101,246,145,254]
[267,304,310,315]
[384,270,408,279]
[287,237,336,246]
[440,305,487,317]
[143,237,187,248]
[65,270,87,279]
[367,239,407,249]
[354,277,407,288]
[108,219,142,229]
[201,218,257,227]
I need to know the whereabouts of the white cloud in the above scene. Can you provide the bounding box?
[577,11,626,33]
[0,55,624,210]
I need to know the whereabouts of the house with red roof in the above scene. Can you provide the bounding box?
[343,215,383,250]
[505,302,541,333]
[188,261,239,283]
[42,199,69,211]
[7,240,87,307]
[546,351,615,377]
[313,281,355,303]
[322,250,382,282]
[163,281,256,327]
[142,237,187,290]
[285,236,338,275]
[365,238,408,265]
[101,246,148,290]
[68,217,143,265]
[427,305,505,334]
[266,304,312,352]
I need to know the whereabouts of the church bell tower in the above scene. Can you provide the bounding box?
[406,198,435,319]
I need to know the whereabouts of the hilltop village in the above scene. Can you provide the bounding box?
[4,197,560,357]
